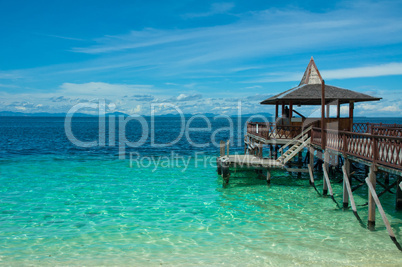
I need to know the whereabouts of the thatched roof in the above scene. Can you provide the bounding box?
[261,57,382,105]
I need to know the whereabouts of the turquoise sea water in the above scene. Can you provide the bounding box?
[1,117,402,265]
[2,155,402,266]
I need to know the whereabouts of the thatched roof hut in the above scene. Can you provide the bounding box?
[261,57,381,106]
[260,57,382,131]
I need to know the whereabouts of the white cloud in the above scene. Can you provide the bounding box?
[246,63,402,83]
[322,63,402,79]
[72,1,402,68]
[176,93,202,101]
[132,105,142,114]
[379,105,401,112]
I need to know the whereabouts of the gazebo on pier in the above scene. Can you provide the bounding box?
[217,57,402,249]
[260,57,381,132]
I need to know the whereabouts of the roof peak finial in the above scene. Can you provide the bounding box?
[299,57,322,85]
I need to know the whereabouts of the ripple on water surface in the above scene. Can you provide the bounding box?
[1,155,402,266]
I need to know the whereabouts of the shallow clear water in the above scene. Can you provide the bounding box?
[1,117,402,266]
[1,155,402,266]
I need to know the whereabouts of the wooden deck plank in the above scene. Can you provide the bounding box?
[219,154,284,169]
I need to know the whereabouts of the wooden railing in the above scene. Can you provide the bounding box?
[247,121,402,170]
[352,122,370,133]
[371,126,402,137]
[353,122,402,136]
[247,122,302,140]
[311,127,402,170]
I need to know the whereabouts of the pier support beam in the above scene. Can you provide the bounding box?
[221,160,230,186]
[216,158,222,175]
[297,152,303,178]
[266,170,271,184]
[368,165,377,230]
[309,146,314,171]
[269,144,273,159]
[343,158,350,209]
[220,140,225,157]
[323,151,329,195]
[396,176,402,210]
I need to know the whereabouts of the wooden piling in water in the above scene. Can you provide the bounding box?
[396,176,402,210]
[323,163,338,207]
[368,165,377,230]
[220,140,225,157]
[309,147,314,169]
[366,177,402,251]
[217,158,222,175]
[221,159,230,186]
[269,144,273,159]
[297,151,302,178]
[308,164,315,184]
[343,158,350,209]
[342,165,359,217]
[323,151,329,195]
[266,170,271,184]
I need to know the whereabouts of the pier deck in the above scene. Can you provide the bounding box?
[218,58,402,251]
[219,154,283,169]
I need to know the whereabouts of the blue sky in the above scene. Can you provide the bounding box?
[1,0,402,116]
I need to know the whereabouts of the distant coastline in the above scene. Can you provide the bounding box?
[0,111,274,118]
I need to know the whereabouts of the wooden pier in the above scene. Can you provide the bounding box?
[217,58,402,250]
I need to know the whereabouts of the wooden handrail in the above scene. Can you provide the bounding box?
[279,126,312,153]
[311,127,402,170]
[312,127,402,141]
[292,109,306,119]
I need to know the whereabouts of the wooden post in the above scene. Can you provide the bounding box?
[308,164,315,184]
[309,147,315,166]
[326,104,330,118]
[396,176,402,210]
[216,158,222,175]
[289,101,293,119]
[368,165,377,230]
[226,140,230,156]
[269,144,273,159]
[323,150,329,195]
[349,101,354,131]
[343,158,350,209]
[220,141,225,157]
[342,165,356,212]
[259,143,263,158]
[337,100,340,118]
[308,147,315,185]
[266,170,271,184]
[281,102,285,117]
[321,80,326,149]
[384,172,389,187]
[244,136,248,154]
[323,163,334,198]
[365,165,369,177]
[366,177,402,250]
[297,151,302,178]
[275,102,279,120]
[221,159,230,186]
[273,145,278,159]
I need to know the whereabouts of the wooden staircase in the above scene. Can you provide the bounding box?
[276,127,312,165]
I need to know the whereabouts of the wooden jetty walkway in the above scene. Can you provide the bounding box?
[217,58,402,251]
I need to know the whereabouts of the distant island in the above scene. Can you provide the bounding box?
[0,111,274,118]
